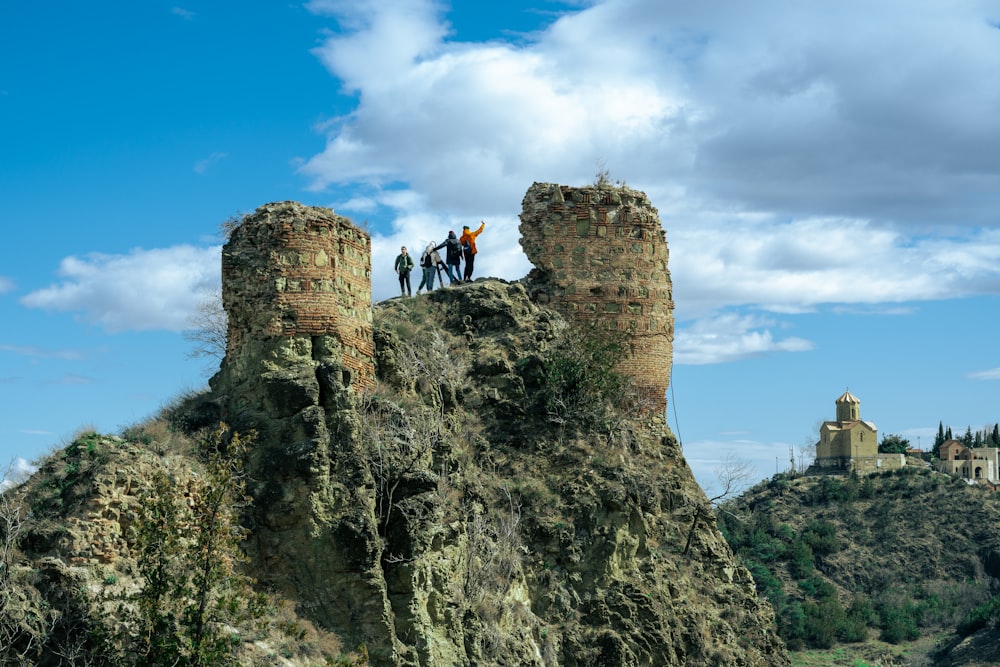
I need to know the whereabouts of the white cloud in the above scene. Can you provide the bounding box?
[0,276,14,294]
[670,218,1000,318]
[171,7,195,21]
[21,245,221,333]
[674,312,813,365]
[194,152,228,174]
[968,368,1000,380]
[0,344,85,361]
[0,457,35,491]
[302,0,1000,224]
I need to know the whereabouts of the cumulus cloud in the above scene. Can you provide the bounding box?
[21,245,221,333]
[302,0,1000,225]
[301,0,1000,365]
[674,312,813,365]
[670,219,1000,318]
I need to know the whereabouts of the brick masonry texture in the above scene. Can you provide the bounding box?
[519,182,674,411]
[221,201,374,391]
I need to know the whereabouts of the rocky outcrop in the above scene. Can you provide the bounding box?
[208,263,787,665]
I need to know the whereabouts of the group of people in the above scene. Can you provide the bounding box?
[393,221,486,296]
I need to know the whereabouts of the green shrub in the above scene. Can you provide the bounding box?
[125,425,265,666]
[745,560,784,604]
[803,598,844,648]
[746,527,786,561]
[541,322,629,424]
[802,520,839,556]
[878,601,920,643]
[788,540,814,579]
[798,575,836,600]
[957,594,1000,637]
[778,600,806,648]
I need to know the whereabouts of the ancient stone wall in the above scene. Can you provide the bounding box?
[221,201,374,392]
[519,182,674,411]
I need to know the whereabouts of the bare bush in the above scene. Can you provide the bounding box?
[463,487,523,613]
[396,331,468,427]
[184,288,227,366]
[359,392,438,557]
[0,484,29,658]
[684,456,755,557]
[542,321,631,427]
[461,487,526,660]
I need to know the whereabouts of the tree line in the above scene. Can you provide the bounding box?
[876,422,1000,456]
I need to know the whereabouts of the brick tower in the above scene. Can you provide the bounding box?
[220,201,374,392]
[519,182,674,412]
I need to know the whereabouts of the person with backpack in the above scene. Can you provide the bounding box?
[435,231,463,285]
[459,221,485,282]
[393,246,414,296]
[416,243,440,294]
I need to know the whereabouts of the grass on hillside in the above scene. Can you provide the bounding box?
[790,633,942,667]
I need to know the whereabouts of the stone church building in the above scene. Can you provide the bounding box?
[812,391,905,474]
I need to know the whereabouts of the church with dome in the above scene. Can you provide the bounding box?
[811,390,906,474]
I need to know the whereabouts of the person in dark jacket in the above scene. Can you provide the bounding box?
[434,231,463,285]
[393,246,414,296]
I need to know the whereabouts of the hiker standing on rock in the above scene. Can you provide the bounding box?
[416,243,440,294]
[394,246,414,296]
[459,221,485,283]
[435,231,463,285]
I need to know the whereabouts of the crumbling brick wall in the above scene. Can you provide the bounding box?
[221,201,374,391]
[519,182,674,411]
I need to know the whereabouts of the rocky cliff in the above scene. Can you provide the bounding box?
[206,277,787,665]
[0,194,789,666]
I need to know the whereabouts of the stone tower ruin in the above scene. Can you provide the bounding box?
[219,201,374,392]
[519,182,674,411]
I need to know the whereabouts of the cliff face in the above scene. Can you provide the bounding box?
[208,265,786,665]
[2,194,788,666]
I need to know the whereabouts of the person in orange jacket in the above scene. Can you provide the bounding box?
[459,221,485,282]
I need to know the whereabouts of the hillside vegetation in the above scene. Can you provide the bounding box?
[719,468,1000,665]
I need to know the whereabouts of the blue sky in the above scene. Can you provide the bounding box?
[3,1,1000,496]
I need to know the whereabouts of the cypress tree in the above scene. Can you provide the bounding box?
[935,421,946,449]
